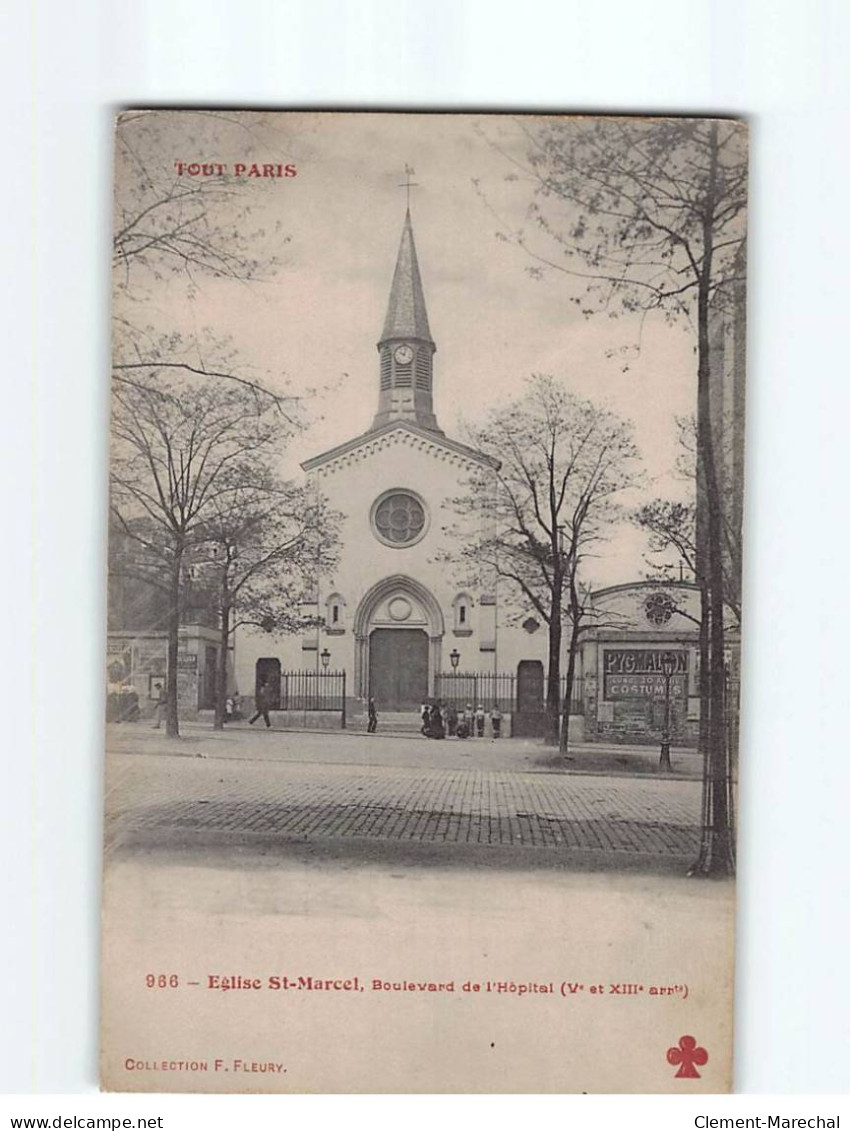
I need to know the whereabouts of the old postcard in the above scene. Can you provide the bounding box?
[101,110,746,1093]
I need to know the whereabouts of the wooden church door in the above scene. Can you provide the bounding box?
[369,629,429,710]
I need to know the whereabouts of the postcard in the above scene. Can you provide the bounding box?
[101,110,746,1092]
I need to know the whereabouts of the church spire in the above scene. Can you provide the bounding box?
[380,209,434,345]
[371,207,442,434]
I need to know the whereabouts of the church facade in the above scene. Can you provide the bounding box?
[233,208,553,719]
[231,209,703,745]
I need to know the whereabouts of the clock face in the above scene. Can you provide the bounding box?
[393,344,414,365]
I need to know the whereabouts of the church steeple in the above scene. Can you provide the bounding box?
[371,208,442,434]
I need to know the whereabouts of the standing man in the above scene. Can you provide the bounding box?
[367,696,378,734]
[249,681,273,728]
[475,704,486,738]
[152,682,166,729]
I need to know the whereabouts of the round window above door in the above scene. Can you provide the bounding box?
[370,489,428,547]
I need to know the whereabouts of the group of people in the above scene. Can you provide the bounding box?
[107,680,141,723]
[151,683,246,728]
[421,701,502,740]
[364,697,503,738]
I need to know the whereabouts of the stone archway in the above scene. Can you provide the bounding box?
[353,575,445,701]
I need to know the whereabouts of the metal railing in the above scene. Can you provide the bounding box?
[559,673,584,715]
[434,671,515,711]
[264,669,347,728]
[434,671,585,715]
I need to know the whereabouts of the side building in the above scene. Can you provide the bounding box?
[106,525,228,719]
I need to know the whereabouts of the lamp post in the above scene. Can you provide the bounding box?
[659,651,676,772]
[448,649,461,714]
[320,648,331,670]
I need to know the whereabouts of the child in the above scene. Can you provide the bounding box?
[491,704,502,738]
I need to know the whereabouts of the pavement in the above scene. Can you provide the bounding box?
[108,718,703,776]
[105,723,705,871]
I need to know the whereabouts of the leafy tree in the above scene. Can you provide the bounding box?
[192,471,339,730]
[109,371,300,736]
[446,375,641,748]
[484,116,746,874]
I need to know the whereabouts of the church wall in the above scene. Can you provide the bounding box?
[315,436,475,646]
[233,503,705,747]
[233,429,557,712]
[229,209,710,745]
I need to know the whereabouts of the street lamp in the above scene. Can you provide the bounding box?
[450,648,460,670]
[659,651,676,772]
[320,648,331,670]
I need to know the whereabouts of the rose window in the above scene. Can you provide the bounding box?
[372,492,426,546]
[644,592,674,626]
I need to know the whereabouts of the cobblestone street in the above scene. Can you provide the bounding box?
[106,726,702,866]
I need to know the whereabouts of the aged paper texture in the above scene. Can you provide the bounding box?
[101,110,746,1093]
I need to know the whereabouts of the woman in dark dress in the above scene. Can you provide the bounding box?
[428,701,445,739]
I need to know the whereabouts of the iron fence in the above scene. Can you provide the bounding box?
[276,669,347,727]
[434,671,585,714]
[435,671,515,711]
[559,673,584,715]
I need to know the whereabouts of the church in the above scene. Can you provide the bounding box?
[234,206,547,719]
[231,207,705,742]
[104,203,707,744]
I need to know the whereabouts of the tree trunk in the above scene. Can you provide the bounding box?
[213,598,230,731]
[691,125,734,876]
[545,605,563,746]
[165,549,183,738]
[559,630,579,758]
[698,583,711,759]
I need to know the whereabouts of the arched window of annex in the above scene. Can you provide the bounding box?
[325,592,346,634]
[452,592,474,636]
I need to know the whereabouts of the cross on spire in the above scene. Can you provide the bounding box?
[398,163,419,210]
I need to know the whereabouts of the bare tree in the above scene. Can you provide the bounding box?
[112,112,295,408]
[559,582,630,756]
[635,496,741,632]
[636,500,699,581]
[113,110,287,285]
[481,117,746,874]
[445,375,641,748]
[110,371,298,736]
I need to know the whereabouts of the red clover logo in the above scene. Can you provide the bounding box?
[666,1035,708,1078]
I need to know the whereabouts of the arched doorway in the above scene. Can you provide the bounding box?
[255,658,281,710]
[353,575,445,704]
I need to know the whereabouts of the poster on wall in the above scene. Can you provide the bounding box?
[101,110,747,1092]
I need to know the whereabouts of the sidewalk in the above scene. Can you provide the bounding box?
[107,720,702,779]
